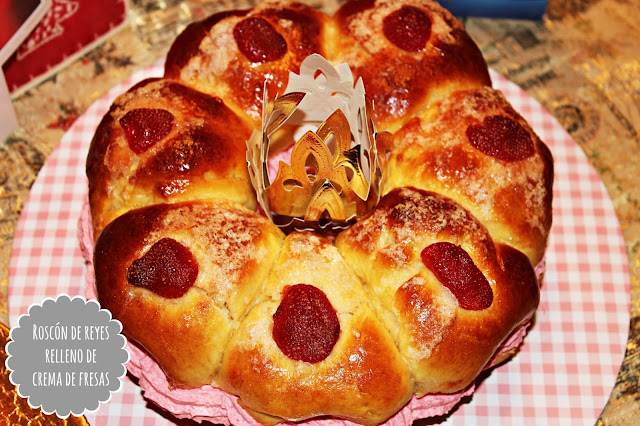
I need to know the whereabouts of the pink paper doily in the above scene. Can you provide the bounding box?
[8,64,631,425]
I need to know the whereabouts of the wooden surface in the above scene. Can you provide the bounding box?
[0,0,638,423]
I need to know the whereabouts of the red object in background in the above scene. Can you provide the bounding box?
[0,0,42,49]
[2,0,127,95]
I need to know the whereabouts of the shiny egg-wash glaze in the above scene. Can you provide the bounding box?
[88,1,552,424]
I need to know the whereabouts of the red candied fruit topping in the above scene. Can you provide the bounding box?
[421,242,493,310]
[383,6,431,52]
[233,17,287,63]
[466,115,535,162]
[272,284,340,363]
[119,108,174,154]
[501,244,537,286]
[126,238,198,299]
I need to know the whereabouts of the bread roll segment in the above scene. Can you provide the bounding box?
[220,232,413,424]
[86,78,256,239]
[165,0,332,125]
[384,87,553,265]
[335,187,540,395]
[332,0,492,132]
[94,200,284,387]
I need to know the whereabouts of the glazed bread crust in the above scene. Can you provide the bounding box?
[165,0,331,125]
[384,87,554,265]
[88,0,552,424]
[334,187,540,395]
[333,0,492,132]
[221,232,413,424]
[94,200,284,387]
[86,78,255,238]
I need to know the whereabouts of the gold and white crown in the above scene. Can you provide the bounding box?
[246,54,389,231]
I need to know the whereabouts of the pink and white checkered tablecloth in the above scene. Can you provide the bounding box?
[7,64,631,425]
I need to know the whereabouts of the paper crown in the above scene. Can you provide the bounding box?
[246,54,389,232]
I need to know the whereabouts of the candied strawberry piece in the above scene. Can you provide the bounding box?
[127,238,198,298]
[500,244,538,287]
[421,242,493,310]
[466,115,535,162]
[383,6,431,52]
[233,17,287,63]
[119,108,174,154]
[272,284,340,363]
